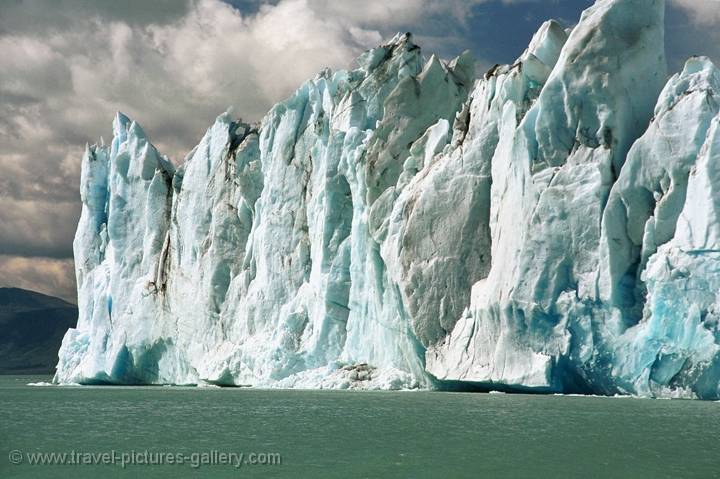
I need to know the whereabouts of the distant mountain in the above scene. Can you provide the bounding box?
[0,288,77,374]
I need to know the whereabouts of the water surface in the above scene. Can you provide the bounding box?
[1,375,718,478]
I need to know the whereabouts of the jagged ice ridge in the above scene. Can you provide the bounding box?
[56,0,720,399]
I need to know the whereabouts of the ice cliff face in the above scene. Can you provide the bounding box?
[56,0,720,399]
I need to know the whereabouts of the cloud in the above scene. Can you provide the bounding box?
[307,0,474,28]
[0,0,475,299]
[0,0,430,168]
[666,0,720,72]
[0,199,79,259]
[0,255,77,304]
[144,0,383,124]
[670,0,720,25]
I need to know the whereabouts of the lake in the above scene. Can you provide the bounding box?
[1,375,718,478]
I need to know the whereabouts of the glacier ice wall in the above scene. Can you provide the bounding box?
[56,0,720,398]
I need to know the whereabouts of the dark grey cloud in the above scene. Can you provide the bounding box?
[0,255,76,303]
[0,0,193,35]
[0,200,79,258]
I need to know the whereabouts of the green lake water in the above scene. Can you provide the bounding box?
[1,375,719,478]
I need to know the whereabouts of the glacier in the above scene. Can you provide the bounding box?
[55,0,720,399]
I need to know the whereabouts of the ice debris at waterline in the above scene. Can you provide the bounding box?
[56,0,720,399]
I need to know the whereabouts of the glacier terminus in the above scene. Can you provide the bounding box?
[55,0,720,399]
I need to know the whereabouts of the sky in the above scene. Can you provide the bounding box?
[0,0,718,303]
